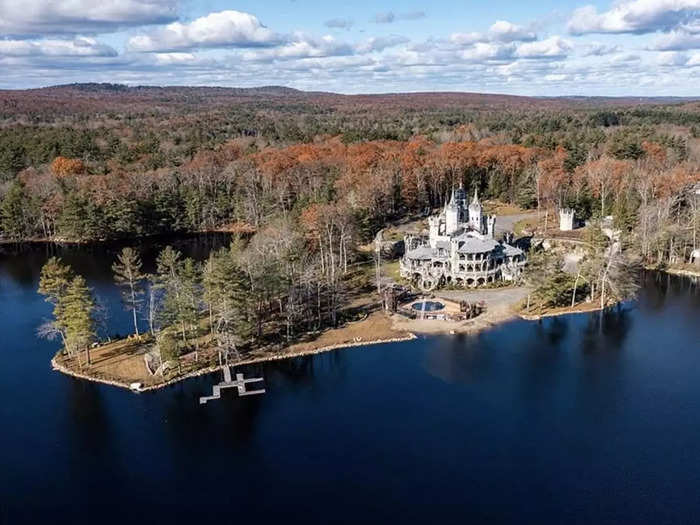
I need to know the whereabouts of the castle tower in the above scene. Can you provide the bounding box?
[559,208,575,231]
[486,215,496,238]
[445,186,463,235]
[468,188,483,232]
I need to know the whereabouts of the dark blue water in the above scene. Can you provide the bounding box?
[1,240,699,525]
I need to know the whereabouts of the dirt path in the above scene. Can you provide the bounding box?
[494,212,537,235]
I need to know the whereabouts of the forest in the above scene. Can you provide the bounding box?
[2,84,699,366]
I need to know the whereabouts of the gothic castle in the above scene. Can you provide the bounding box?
[400,186,526,291]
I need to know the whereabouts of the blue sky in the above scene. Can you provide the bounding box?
[1,0,699,95]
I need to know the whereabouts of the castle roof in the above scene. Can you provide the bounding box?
[456,237,499,254]
[503,243,524,257]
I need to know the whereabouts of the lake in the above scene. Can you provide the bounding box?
[1,238,699,524]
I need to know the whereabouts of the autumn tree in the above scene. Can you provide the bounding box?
[50,156,85,177]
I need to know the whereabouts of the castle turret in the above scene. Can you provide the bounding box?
[445,186,462,235]
[486,215,496,238]
[559,208,575,231]
[468,188,483,232]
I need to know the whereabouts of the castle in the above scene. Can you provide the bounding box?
[400,186,526,290]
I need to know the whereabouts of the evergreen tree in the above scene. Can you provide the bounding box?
[202,247,250,364]
[112,247,146,336]
[155,246,188,344]
[60,276,96,365]
[38,257,74,305]
[37,260,96,367]
[179,257,202,355]
[1,181,37,240]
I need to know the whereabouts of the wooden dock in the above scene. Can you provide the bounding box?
[199,367,265,405]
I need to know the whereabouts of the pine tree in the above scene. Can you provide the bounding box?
[37,257,75,352]
[60,276,96,366]
[202,247,250,364]
[155,246,188,344]
[1,181,37,240]
[38,260,96,368]
[38,257,74,305]
[112,247,146,336]
[179,257,202,356]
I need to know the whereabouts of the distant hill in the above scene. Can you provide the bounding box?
[1,83,699,119]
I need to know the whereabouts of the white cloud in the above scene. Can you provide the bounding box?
[656,50,689,64]
[610,52,641,64]
[0,37,117,57]
[0,0,178,36]
[582,42,621,56]
[356,35,409,53]
[567,0,700,35]
[460,42,516,62]
[127,10,283,52]
[651,29,700,49]
[450,20,537,48]
[373,11,426,24]
[489,20,537,42]
[515,36,572,58]
[449,32,486,46]
[242,34,353,62]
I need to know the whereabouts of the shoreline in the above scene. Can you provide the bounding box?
[51,331,417,393]
[518,302,606,321]
[49,269,697,393]
[48,299,605,393]
[0,229,242,247]
[50,299,600,394]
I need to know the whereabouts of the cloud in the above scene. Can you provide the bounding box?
[242,33,353,62]
[515,36,572,58]
[0,37,117,57]
[449,32,486,46]
[651,29,700,49]
[450,20,537,47]
[325,18,354,29]
[610,52,641,64]
[460,42,516,62]
[0,0,178,37]
[127,10,284,52]
[567,0,700,35]
[581,42,621,56]
[373,11,426,24]
[656,50,689,65]
[356,35,409,53]
[489,20,537,42]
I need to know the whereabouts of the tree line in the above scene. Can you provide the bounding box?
[38,213,356,370]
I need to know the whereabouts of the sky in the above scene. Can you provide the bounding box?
[1,0,699,95]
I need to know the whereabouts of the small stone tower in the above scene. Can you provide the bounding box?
[486,215,496,238]
[468,188,483,233]
[559,208,575,231]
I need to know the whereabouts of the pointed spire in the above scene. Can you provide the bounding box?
[471,187,480,206]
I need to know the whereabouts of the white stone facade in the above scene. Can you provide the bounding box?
[400,187,526,291]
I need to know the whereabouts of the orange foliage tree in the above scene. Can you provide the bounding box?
[50,156,85,177]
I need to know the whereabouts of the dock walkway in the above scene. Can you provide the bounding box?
[199,367,265,405]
